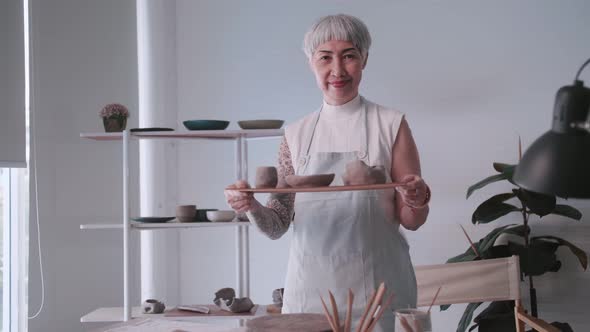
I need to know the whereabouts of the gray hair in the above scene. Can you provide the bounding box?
[303,14,372,60]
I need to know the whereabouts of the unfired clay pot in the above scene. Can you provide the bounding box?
[342,160,386,185]
[256,166,278,188]
[214,287,255,313]
[176,205,197,223]
[272,288,284,307]
[142,299,165,314]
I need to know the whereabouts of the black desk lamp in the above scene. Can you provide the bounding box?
[514,58,590,198]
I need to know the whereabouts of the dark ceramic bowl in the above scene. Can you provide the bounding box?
[131,217,175,223]
[183,120,230,131]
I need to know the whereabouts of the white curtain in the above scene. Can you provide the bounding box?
[0,0,26,168]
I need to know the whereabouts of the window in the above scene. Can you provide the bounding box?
[0,1,30,331]
[0,170,29,332]
[0,168,7,330]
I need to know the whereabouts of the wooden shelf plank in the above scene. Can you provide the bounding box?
[81,129,284,141]
[230,182,403,194]
[80,221,251,230]
[80,224,123,230]
[131,221,250,229]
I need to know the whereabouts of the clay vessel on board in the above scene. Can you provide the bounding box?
[255,166,278,188]
[342,160,386,185]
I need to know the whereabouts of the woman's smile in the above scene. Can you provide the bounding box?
[329,79,350,88]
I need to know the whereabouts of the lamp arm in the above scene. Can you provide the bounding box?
[570,57,590,132]
[574,57,590,82]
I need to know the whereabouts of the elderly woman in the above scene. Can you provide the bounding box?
[225,14,430,331]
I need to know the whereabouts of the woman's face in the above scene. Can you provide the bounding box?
[309,40,366,106]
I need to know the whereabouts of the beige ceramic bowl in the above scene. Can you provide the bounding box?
[206,210,236,222]
[238,120,284,130]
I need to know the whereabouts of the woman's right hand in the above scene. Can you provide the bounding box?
[224,180,262,213]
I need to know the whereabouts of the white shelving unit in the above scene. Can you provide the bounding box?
[80,129,283,322]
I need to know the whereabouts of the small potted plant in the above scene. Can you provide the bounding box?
[100,103,129,132]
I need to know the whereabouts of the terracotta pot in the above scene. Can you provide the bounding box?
[255,166,278,188]
[102,116,127,132]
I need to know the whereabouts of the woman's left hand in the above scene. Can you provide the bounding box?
[396,174,429,208]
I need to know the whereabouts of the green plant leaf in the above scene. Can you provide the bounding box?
[501,224,528,237]
[472,301,516,332]
[477,224,518,253]
[483,192,516,204]
[492,162,513,173]
[532,235,588,270]
[446,250,478,264]
[472,202,521,224]
[440,304,451,311]
[466,174,506,199]
[508,240,561,276]
[493,163,517,185]
[515,189,556,216]
[484,244,512,259]
[456,302,482,332]
[551,204,583,220]
[448,225,524,264]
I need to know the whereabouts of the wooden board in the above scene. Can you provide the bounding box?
[164,304,258,317]
[246,313,333,332]
[230,182,403,194]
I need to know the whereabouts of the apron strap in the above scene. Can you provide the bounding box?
[300,96,370,172]
[299,109,322,171]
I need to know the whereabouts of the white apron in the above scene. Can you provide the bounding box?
[282,98,417,331]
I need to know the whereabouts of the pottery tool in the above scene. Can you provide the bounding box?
[459,224,480,258]
[319,293,338,332]
[318,283,393,332]
[360,282,386,332]
[355,290,377,332]
[427,286,442,314]
[328,291,341,332]
[365,292,395,332]
[344,289,354,332]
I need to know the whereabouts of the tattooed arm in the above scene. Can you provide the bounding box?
[225,137,295,240]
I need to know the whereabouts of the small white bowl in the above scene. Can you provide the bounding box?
[206,210,236,222]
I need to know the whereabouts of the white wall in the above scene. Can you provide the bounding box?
[28,1,140,331]
[175,0,590,330]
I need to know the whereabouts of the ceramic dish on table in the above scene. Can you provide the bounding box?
[206,210,236,222]
[183,120,230,131]
[238,120,284,130]
[285,174,335,188]
[131,217,175,223]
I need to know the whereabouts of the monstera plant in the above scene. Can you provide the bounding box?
[444,155,587,332]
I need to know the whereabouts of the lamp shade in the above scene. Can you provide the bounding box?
[514,131,590,198]
[514,81,590,198]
